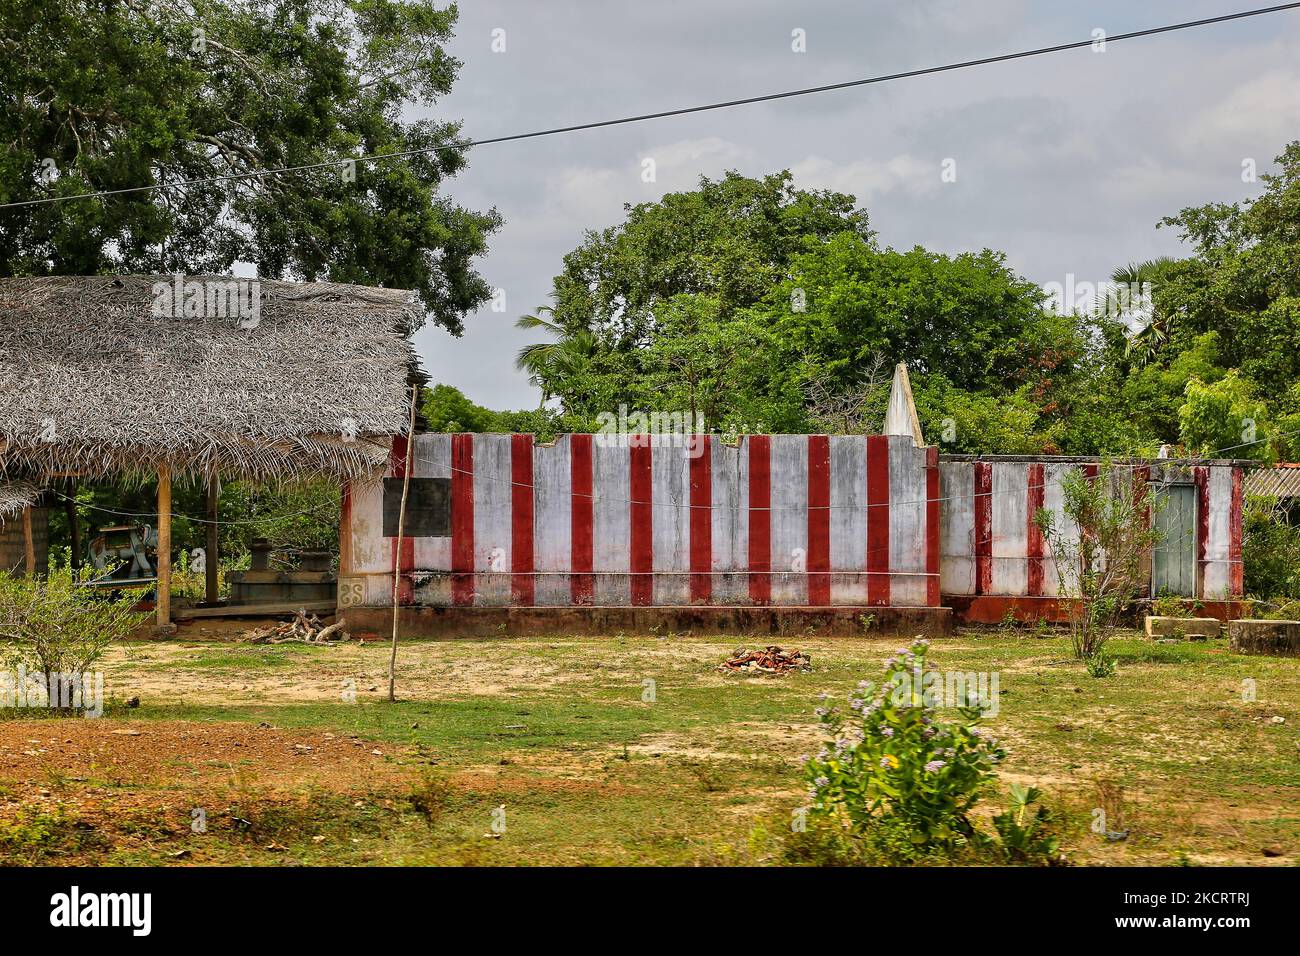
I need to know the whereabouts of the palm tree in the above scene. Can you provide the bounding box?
[514,306,596,409]
[1096,258,1179,366]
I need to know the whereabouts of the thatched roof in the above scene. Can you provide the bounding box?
[0,275,420,483]
[0,482,38,523]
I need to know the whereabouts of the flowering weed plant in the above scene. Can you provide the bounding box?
[803,638,1005,851]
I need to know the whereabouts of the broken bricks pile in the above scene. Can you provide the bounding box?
[244,608,349,644]
[719,645,811,675]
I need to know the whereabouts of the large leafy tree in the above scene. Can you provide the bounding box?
[0,0,499,331]
[1154,141,1300,398]
[550,170,871,346]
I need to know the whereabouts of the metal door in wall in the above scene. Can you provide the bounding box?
[1152,484,1197,596]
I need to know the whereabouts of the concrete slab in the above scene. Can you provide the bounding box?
[1144,616,1222,640]
[1228,619,1300,657]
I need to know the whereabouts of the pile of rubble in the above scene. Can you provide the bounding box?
[719,645,811,675]
[245,609,349,644]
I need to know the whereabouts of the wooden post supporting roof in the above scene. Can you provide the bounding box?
[21,506,35,576]
[156,465,172,627]
[205,475,219,605]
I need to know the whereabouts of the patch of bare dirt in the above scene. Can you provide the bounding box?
[0,719,415,794]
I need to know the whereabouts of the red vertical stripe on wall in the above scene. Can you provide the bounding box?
[1133,465,1152,599]
[925,446,941,607]
[570,434,595,605]
[807,435,831,606]
[1229,467,1244,597]
[973,461,993,596]
[630,439,653,606]
[748,436,772,604]
[1026,462,1045,597]
[866,435,891,607]
[689,436,713,604]
[510,434,535,606]
[450,433,475,606]
[388,437,415,606]
[1195,466,1210,599]
[1133,465,1151,529]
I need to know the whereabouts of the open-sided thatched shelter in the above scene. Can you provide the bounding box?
[0,274,420,624]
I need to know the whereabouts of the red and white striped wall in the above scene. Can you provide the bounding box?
[342,433,940,608]
[341,440,1246,611]
[938,457,1245,601]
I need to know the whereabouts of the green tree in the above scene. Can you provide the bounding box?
[1178,371,1272,461]
[634,295,807,433]
[551,170,870,348]
[1097,257,1180,366]
[1155,141,1300,396]
[0,0,498,331]
[513,306,599,411]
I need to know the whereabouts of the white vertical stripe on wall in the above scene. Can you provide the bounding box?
[769,434,809,605]
[710,436,749,604]
[939,462,975,595]
[829,435,868,605]
[592,438,630,606]
[1204,467,1233,598]
[1040,462,1076,597]
[991,462,1029,596]
[652,441,692,605]
[532,436,572,606]
[471,433,513,607]
[889,437,929,606]
[349,481,387,575]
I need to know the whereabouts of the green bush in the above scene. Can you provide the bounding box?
[0,567,144,676]
[1242,497,1300,600]
[803,638,1005,854]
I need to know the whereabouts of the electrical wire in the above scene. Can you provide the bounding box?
[4,3,1298,211]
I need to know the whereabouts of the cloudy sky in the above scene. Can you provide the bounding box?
[411,0,1300,408]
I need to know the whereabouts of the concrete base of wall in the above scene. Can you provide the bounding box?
[343,605,953,640]
[1228,619,1300,657]
[945,595,1250,625]
[944,596,1077,624]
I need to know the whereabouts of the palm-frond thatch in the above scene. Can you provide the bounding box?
[0,482,38,523]
[0,275,419,484]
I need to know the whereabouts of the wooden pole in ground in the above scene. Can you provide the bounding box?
[389,385,419,703]
[205,474,219,605]
[156,464,172,628]
[21,505,35,576]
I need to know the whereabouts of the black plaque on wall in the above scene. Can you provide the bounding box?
[382,477,451,537]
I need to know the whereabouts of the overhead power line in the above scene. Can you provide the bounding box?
[3,3,1299,211]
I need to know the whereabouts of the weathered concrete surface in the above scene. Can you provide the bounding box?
[344,434,1247,613]
[1228,619,1300,657]
[346,605,952,640]
[943,595,1079,624]
[1144,616,1221,640]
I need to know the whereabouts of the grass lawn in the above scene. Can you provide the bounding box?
[0,628,1296,866]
